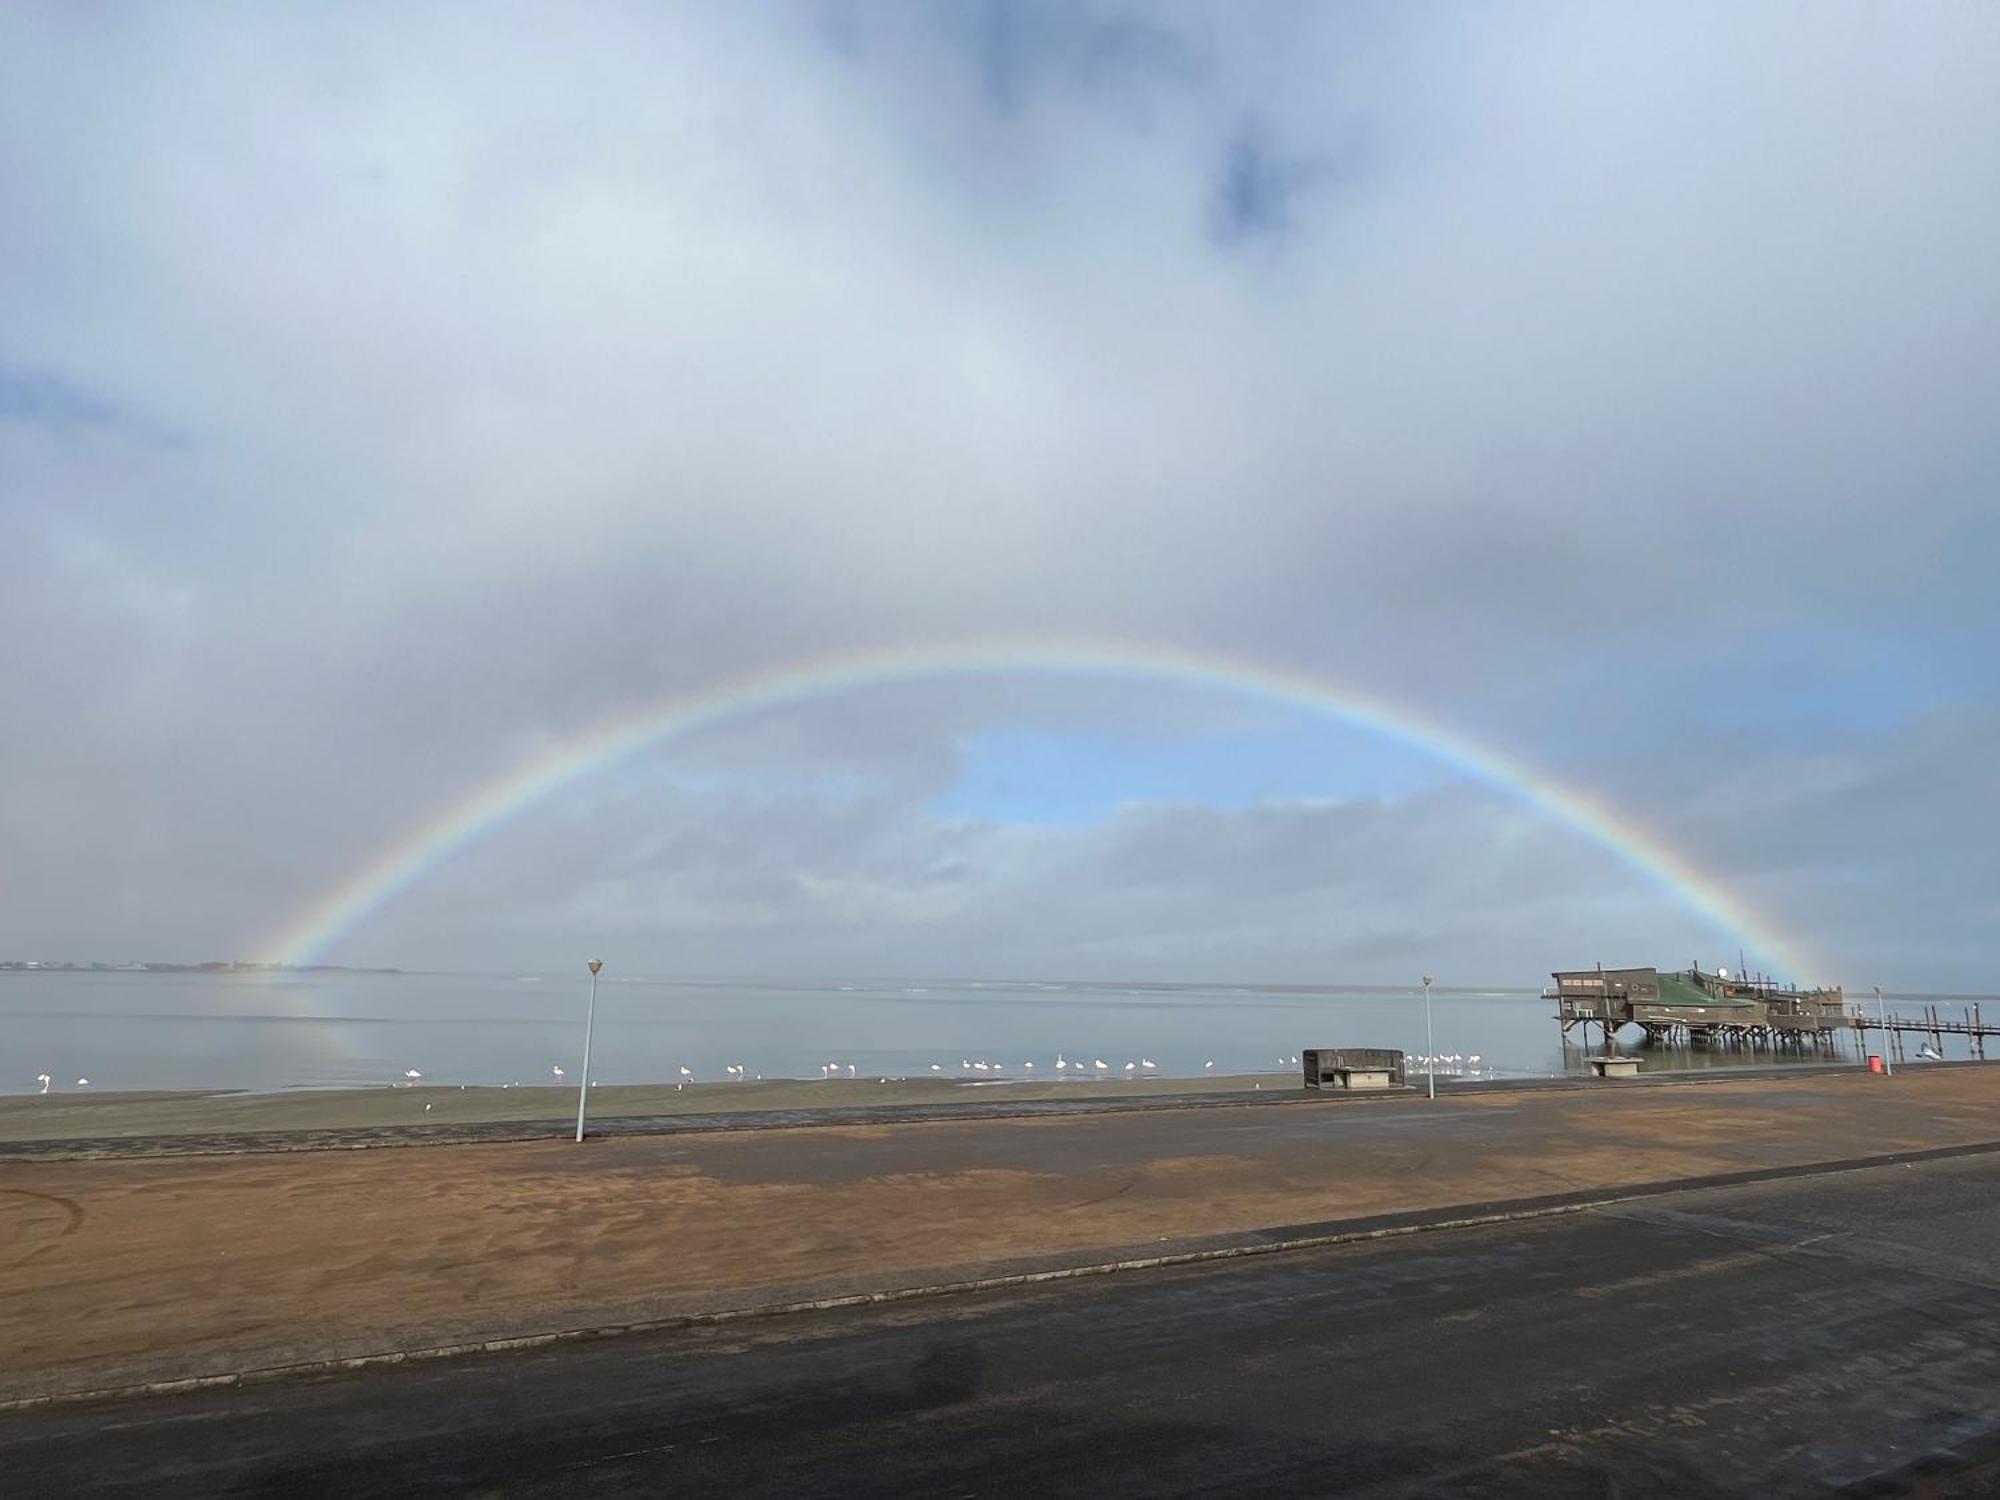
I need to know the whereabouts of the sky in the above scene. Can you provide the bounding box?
[1,2,1995,989]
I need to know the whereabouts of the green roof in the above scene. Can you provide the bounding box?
[1655,972,1756,1009]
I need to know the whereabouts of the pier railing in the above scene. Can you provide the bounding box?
[1850,1002,1993,1062]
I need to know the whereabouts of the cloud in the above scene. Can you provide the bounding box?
[0,2,1994,987]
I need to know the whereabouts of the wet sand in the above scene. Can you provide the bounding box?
[0,1072,1291,1143]
[2,1066,1993,1402]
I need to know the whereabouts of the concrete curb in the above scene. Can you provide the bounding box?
[0,1060,1880,1162]
[7,1134,1996,1415]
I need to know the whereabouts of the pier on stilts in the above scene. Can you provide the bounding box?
[1551,965,2000,1065]
[1549,964,1851,1062]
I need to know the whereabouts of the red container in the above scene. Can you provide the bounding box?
[1868,1055,1885,1074]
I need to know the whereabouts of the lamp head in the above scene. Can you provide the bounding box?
[587,959,603,975]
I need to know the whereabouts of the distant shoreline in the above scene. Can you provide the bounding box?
[0,961,401,975]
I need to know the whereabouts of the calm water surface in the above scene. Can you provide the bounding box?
[0,969,1892,1096]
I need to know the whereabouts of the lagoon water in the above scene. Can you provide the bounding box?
[0,968,1884,1096]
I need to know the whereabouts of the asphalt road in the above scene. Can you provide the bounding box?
[10,1153,2000,1497]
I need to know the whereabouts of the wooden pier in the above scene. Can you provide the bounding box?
[1852,1002,1993,1062]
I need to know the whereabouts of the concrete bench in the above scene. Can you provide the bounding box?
[1330,1067,1396,1091]
[1588,1056,1642,1079]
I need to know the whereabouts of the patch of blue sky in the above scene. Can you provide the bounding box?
[932,714,1453,827]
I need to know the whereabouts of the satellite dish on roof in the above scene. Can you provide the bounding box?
[1719,967,1729,978]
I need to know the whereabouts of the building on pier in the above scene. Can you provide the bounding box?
[1549,965,1848,1053]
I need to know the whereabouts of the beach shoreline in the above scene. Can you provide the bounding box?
[0,1070,1315,1143]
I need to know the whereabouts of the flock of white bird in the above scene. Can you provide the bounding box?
[911,1054,1171,1078]
[24,1053,1502,1098]
[375,1055,1281,1091]
[1410,1053,1486,1076]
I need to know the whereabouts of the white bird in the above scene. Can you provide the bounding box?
[961,1060,973,1071]
[424,1103,433,1112]
[678,1066,694,1080]
[1141,1059,1156,1070]
[36,1073,52,1094]
[1056,1055,1069,1071]
[404,1069,423,1081]
[1204,1060,1215,1070]
[1023,1062,1034,1070]
[551,1065,565,1078]
[930,1063,942,1072]
[846,1064,857,1078]
[75,1078,89,1087]
[1124,1061,1137,1074]
[1093,1058,1109,1072]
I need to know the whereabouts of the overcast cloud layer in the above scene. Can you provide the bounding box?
[2,2,1995,989]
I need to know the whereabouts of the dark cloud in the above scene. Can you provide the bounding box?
[1209,117,1324,245]
[961,0,1200,116]
[0,365,124,431]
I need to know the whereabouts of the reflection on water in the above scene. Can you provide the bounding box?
[0,969,1961,1096]
[1561,1036,1852,1075]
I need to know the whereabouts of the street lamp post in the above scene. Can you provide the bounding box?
[1422,974,1435,1101]
[575,959,603,1142]
[1875,985,1892,1077]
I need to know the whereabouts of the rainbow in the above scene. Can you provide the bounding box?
[261,635,1819,981]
